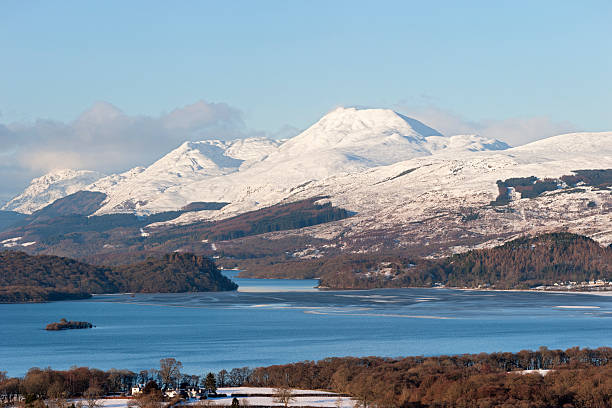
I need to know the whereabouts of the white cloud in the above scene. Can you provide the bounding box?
[0,100,256,199]
[397,106,577,147]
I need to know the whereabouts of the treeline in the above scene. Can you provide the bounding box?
[492,176,558,205]
[3,347,610,407]
[238,233,612,290]
[325,233,612,289]
[561,169,612,189]
[491,168,611,205]
[439,233,611,289]
[157,196,353,244]
[0,360,251,402]
[247,346,612,407]
[0,251,237,303]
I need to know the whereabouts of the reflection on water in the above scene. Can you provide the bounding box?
[1,277,611,376]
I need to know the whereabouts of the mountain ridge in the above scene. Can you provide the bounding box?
[4,107,512,216]
[2,108,610,269]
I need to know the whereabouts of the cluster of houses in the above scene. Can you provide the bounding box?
[130,385,220,399]
[533,279,612,291]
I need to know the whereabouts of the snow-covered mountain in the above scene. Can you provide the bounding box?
[2,169,104,214]
[86,107,510,215]
[89,137,281,213]
[154,129,610,256]
[2,107,611,260]
[10,107,607,232]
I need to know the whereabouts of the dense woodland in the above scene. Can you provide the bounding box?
[239,233,612,290]
[1,347,611,407]
[491,169,612,205]
[0,360,251,403]
[0,251,237,303]
[247,347,612,407]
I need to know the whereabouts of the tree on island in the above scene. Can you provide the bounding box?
[159,358,182,389]
[273,386,295,408]
[204,372,217,394]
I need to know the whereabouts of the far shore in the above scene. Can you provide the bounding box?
[318,284,612,295]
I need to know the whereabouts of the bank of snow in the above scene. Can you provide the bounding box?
[84,387,356,407]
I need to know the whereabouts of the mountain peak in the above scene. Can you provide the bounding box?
[2,169,104,214]
[319,107,442,137]
[279,107,443,157]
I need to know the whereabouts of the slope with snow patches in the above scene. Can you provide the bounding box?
[250,131,612,251]
[158,130,612,254]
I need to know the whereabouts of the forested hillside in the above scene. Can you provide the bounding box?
[0,197,352,266]
[238,233,612,290]
[0,251,237,302]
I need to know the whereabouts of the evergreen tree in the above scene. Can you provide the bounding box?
[204,373,217,394]
[230,397,240,408]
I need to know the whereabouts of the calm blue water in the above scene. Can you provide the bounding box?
[1,274,611,376]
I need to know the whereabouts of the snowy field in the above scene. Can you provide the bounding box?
[88,387,356,407]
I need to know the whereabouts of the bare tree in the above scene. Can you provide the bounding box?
[47,381,69,408]
[228,367,252,386]
[84,387,103,408]
[216,369,228,387]
[273,386,296,408]
[128,391,163,408]
[159,358,182,389]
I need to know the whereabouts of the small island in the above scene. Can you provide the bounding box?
[45,318,93,331]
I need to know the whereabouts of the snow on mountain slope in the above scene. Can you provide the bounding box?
[265,107,448,169]
[425,134,510,153]
[509,131,612,155]
[5,107,512,216]
[160,131,611,253]
[281,132,612,250]
[96,108,512,215]
[2,169,105,214]
[91,137,281,214]
[224,137,284,165]
[4,109,611,257]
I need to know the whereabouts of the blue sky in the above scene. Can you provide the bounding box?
[2,1,611,130]
[0,1,611,199]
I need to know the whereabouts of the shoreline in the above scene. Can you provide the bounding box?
[451,287,612,296]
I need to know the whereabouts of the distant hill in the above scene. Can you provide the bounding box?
[0,211,26,232]
[0,197,352,266]
[28,191,107,219]
[0,251,237,303]
[237,233,612,290]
